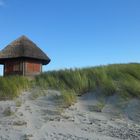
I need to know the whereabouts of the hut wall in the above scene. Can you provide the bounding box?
[4,59,42,76]
[24,60,42,76]
[4,60,23,76]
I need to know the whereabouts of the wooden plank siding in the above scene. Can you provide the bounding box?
[4,60,23,76]
[24,60,42,76]
[4,59,42,76]
[26,62,41,73]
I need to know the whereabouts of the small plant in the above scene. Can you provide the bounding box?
[96,102,105,111]
[13,120,27,126]
[60,90,77,108]
[22,134,33,140]
[15,99,22,107]
[88,102,105,112]
[29,88,47,100]
[3,107,14,116]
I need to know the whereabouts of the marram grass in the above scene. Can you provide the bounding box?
[35,63,140,99]
[1,63,140,102]
[0,76,30,100]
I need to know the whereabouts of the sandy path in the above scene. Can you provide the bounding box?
[0,91,140,140]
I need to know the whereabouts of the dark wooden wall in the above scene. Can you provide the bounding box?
[4,60,23,76]
[4,59,42,76]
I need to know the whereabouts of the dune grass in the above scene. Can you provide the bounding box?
[35,63,140,99]
[60,90,77,107]
[0,63,140,103]
[0,76,30,100]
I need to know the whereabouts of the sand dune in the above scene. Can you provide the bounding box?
[0,91,140,140]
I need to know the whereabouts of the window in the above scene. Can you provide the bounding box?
[26,62,41,73]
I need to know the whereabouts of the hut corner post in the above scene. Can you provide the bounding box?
[3,64,5,76]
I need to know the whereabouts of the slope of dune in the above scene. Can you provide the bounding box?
[0,90,140,140]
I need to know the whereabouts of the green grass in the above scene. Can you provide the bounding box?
[60,90,77,107]
[35,63,140,99]
[0,76,30,100]
[0,63,140,103]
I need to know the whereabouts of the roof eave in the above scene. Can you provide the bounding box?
[0,57,51,65]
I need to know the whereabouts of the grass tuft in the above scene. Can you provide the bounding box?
[60,90,77,107]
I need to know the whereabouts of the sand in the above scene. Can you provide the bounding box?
[0,90,140,140]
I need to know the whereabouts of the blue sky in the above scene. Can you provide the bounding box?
[0,0,140,75]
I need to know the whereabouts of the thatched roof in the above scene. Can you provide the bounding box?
[0,35,50,65]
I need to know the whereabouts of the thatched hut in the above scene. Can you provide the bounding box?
[0,35,50,76]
